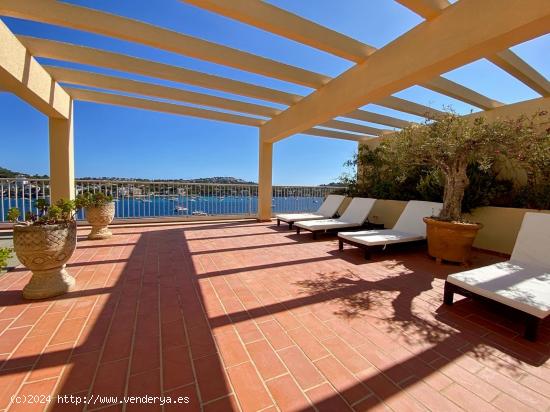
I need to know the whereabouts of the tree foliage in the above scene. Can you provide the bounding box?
[340,110,550,219]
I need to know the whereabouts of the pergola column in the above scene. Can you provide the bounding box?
[49,102,75,201]
[257,134,273,221]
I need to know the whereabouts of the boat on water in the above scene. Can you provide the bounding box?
[192,211,208,216]
[174,206,188,212]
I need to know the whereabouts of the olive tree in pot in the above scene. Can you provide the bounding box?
[8,199,80,299]
[76,192,115,240]
[385,110,549,264]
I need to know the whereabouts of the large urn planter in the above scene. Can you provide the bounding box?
[424,217,483,265]
[85,202,116,240]
[13,222,77,299]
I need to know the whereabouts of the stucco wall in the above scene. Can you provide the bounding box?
[466,207,550,254]
[341,198,550,255]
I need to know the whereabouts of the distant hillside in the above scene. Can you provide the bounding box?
[0,166,19,178]
[1,166,339,186]
[181,177,257,185]
[0,166,48,179]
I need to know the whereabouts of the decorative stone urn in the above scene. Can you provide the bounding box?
[13,222,77,299]
[85,202,116,240]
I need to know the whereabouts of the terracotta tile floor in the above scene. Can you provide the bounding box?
[0,220,549,412]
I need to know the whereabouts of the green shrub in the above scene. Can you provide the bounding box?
[75,192,113,209]
[8,198,79,225]
[0,247,11,269]
[340,110,549,215]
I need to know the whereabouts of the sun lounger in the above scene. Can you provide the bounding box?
[444,212,550,341]
[276,194,345,229]
[294,197,376,239]
[338,200,443,259]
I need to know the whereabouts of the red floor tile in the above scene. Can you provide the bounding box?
[0,222,548,412]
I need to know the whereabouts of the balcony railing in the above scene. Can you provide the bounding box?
[0,178,345,222]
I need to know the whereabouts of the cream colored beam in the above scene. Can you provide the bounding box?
[376,96,443,118]
[345,109,411,129]
[0,20,70,118]
[46,66,278,118]
[302,128,371,142]
[487,50,550,97]
[21,37,415,130]
[20,37,300,106]
[394,0,450,20]
[183,0,375,62]
[0,0,328,88]
[320,119,387,136]
[422,77,503,109]
[257,137,273,221]
[49,66,411,133]
[396,0,550,96]
[262,0,550,142]
[6,0,501,111]
[186,0,502,110]
[67,88,264,127]
[49,101,75,201]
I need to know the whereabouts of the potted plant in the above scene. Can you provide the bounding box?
[76,192,115,240]
[8,199,79,299]
[385,110,549,264]
[0,247,12,272]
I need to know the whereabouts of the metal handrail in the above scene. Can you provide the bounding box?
[0,178,345,221]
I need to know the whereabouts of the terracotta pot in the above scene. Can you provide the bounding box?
[85,202,116,240]
[13,222,77,299]
[423,217,483,264]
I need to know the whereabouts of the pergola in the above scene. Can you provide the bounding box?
[0,0,549,220]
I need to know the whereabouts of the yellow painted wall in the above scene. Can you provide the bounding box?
[466,207,550,255]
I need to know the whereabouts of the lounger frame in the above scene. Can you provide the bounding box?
[338,236,425,260]
[443,281,541,341]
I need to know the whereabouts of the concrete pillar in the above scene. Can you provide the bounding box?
[257,134,273,221]
[49,102,75,201]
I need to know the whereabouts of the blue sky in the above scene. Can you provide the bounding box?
[0,0,548,184]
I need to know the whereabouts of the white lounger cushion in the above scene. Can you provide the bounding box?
[447,212,550,319]
[276,195,345,223]
[338,229,425,246]
[510,212,550,269]
[294,219,364,231]
[294,197,376,230]
[338,200,443,246]
[393,201,443,236]
[276,212,325,223]
[447,261,550,318]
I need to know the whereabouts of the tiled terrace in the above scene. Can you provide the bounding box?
[0,220,549,412]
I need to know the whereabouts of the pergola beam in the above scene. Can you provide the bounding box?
[320,119,387,136]
[422,76,503,110]
[376,96,443,118]
[487,50,550,97]
[20,37,414,130]
[0,20,70,118]
[67,88,265,127]
[344,109,412,129]
[0,0,329,88]
[46,66,279,118]
[184,0,503,110]
[183,0,375,62]
[302,128,371,142]
[261,0,550,142]
[396,0,550,96]
[19,37,301,106]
